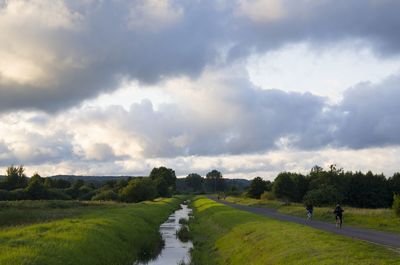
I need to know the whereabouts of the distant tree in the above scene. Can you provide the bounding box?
[205,170,225,192]
[309,165,324,178]
[149,167,177,193]
[290,174,308,202]
[28,173,44,185]
[185,173,203,192]
[154,177,170,197]
[345,171,390,208]
[115,179,128,190]
[25,173,47,199]
[104,180,117,189]
[227,185,241,196]
[44,178,54,188]
[10,188,29,200]
[393,194,400,217]
[52,179,71,189]
[1,165,28,190]
[303,185,343,206]
[120,178,157,203]
[389,173,400,196]
[0,190,12,200]
[72,179,85,190]
[264,180,272,191]
[92,190,119,201]
[248,177,267,199]
[272,172,295,201]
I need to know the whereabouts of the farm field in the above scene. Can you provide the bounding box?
[189,197,400,265]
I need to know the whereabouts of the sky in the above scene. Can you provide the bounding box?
[1,0,400,179]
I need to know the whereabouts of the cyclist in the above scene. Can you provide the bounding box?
[306,204,313,221]
[333,204,344,228]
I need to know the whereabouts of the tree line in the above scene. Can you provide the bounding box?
[0,165,178,203]
[0,166,246,202]
[247,165,400,208]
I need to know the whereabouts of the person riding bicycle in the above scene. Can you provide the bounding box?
[306,204,313,221]
[333,204,344,228]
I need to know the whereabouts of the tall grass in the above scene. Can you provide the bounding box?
[0,200,109,228]
[0,198,181,265]
[190,197,399,265]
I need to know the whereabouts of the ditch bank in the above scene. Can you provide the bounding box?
[0,197,182,265]
[135,200,193,265]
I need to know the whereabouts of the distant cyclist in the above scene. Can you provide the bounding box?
[333,204,344,228]
[306,204,313,221]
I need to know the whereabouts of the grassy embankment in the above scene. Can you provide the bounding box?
[190,197,400,265]
[225,196,400,234]
[0,197,182,265]
[0,200,113,228]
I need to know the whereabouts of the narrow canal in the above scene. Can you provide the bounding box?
[135,203,193,265]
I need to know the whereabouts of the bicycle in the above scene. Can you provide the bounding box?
[306,210,312,221]
[335,215,342,228]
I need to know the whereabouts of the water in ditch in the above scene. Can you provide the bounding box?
[135,203,193,265]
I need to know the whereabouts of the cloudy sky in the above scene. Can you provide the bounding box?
[1,0,400,179]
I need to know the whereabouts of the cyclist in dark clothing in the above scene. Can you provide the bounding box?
[333,204,344,228]
[306,204,313,221]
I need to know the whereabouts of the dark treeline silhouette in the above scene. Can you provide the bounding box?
[247,165,400,208]
[176,170,250,195]
[0,166,249,203]
[0,165,177,203]
[8,163,397,209]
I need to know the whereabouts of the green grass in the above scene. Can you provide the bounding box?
[224,196,400,234]
[190,197,400,265]
[225,196,284,208]
[0,198,182,265]
[0,200,112,228]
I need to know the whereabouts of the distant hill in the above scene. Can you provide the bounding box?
[49,175,136,184]
[225,178,251,188]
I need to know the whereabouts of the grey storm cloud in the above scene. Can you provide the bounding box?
[334,75,400,149]
[0,131,75,167]
[1,0,400,112]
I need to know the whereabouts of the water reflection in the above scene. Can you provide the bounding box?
[135,203,193,265]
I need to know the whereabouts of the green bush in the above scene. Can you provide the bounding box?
[303,185,343,206]
[176,225,191,242]
[179,218,189,225]
[0,190,12,200]
[47,189,71,200]
[260,191,275,200]
[393,194,400,217]
[92,190,119,201]
[120,178,157,203]
[10,189,29,200]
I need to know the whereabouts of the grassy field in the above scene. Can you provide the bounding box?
[0,200,112,228]
[0,197,182,265]
[224,196,400,234]
[190,197,400,265]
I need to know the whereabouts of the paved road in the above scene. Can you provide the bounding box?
[209,197,400,249]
